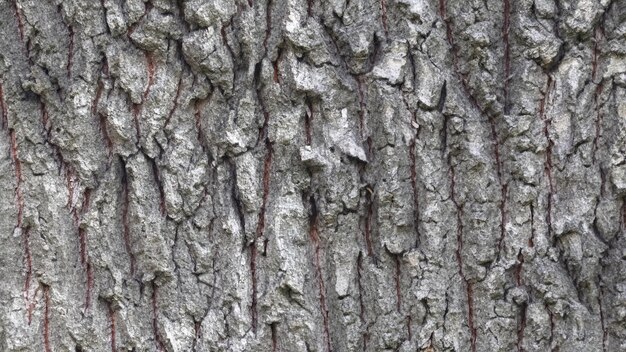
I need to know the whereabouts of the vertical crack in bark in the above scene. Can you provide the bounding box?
[263,0,273,51]
[163,73,183,130]
[250,62,274,333]
[357,252,369,350]
[406,314,412,341]
[152,282,166,352]
[194,95,212,159]
[409,136,420,247]
[591,11,606,164]
[12,0,25,44]
[272,48,283,84]
[250,137,273,333]
[403,94,421,247]
[0,83,8,129]
[598,279,607,352]
[304,99,313,145]
[307,0,313,17]
[502,0,511,114]
[132,53,156,140]
[591,78,604,163]
[438,0,506,260]
[66,24,74,78]
[364,186,375,257]
[515,250,527,352]
[380,0,388,36]
[43,285,52,352]
[8,125,31,312]
[393,253,402,312]
[356,75,366,139]
[448,153,476,352]
[309,195,332,352]
[107,303,117,352]
[149,157,167,216]
[94,59,113,157]
[547,305,555,350]
[23,226,33,312]
[270,322,278,351]
[120,158,135,275]
[529,204,535,247]
[539,76,555,239]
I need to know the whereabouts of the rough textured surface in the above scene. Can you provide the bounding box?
[0,0,625,351]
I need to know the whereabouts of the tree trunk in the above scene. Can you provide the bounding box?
[1,0,625,351]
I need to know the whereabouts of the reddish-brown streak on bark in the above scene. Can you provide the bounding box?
[503,0,511,114]
[12,0,25,43]
[9,128,31,311]
[357,252,369,351]
[356,76,366,139]
[263,0,273,51]
[380,0,388,36]
[108,303,117,352]
[152,282,166,352]
[529,204,535,247]
[448,156,477,352]
[309,196,332,352]
[0,83,8,129]
[43,285,52,352]
[539,77,555,238]
[67,25,74,78]
[272,48,282,84]
[592,81,604,164]
[120,161,135,274]
[27,285,40,325]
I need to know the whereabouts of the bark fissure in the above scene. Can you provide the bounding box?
[308,196,331,352]
[107,303,116,352]
[43,285,51,352]
[152,282,166,352]
[438,0,506,261]
[120,159,135,275]
[540,76,555,239]
[448,155,476,352]
[502,0,511,114]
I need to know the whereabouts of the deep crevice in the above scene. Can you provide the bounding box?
[308,195,332,352]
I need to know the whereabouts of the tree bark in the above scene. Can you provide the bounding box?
[1,0,625,351]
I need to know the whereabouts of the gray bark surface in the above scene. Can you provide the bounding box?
[0,0,625,351]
